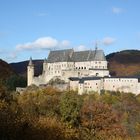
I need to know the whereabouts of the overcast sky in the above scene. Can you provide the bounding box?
[0,0,140,62]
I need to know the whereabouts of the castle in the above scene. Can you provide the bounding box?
[27,48,140,95]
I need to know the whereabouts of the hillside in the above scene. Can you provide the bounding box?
[10,60,43,77]
[0,59,15,80]
[106,50,140,76]
[10,50,140,77]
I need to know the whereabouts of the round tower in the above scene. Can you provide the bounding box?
[27,57,34,86]
[43,58,47,73]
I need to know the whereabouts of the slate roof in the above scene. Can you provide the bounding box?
[47,49,73,63]
[69,77,101,83]
[71,50,106,62]
[69,76,140,83]
[94,50,106,61]
[47,49,106,63]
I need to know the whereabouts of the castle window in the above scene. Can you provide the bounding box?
[81,67,83,69]
[79,67,80,69]
[96,73,99,76]
[84,67,86,69]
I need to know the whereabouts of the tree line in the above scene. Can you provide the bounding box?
[0,84,140,140]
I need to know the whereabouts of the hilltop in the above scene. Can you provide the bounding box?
[0,59,15,80]
[106,50,140,76]
[9,50,140,77]
[10,60,43,77]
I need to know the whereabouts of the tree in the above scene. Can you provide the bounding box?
[80,96,126,139]
[60,91,83,127]
[5,75,27,91]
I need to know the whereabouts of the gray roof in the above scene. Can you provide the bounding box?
[47,49,106,63]
[28,57,33,66]
[71,50,106,62]
[93,50,106,61]
[47,49,73,63]
[69,77,101,83]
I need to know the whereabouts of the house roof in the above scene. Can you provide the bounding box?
[47,49,74,63]
[69,77,101,83]
[69,76,140,83]
[47,49,106,63]
[71,50,106,62]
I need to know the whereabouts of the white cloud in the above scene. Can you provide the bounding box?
[102,37,116,46]
[60,40,71,47]
[76,45,87,51]
[16,37,70,51]
[9,52,17,59]
[36,12,48,17]
[112,7,123,14]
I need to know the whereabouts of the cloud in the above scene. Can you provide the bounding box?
[0,50,17,62]
[36,12,48,17]
[102,37,116,46]
[60,40,71,47]
[16,37,70,51]
[112,7,123,14]
[8,52,17,59]
[76,45,87,51]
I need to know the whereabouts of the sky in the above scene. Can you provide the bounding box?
[0,0,140,63]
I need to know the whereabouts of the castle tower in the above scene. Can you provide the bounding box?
[27,57,34,86]
[43,58,47,73]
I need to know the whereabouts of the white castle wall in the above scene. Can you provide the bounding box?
[90,61,108,69]
[69,77,140,95]
[78,79,102,95]
[74,61,107,70]
[103,78,140,95]
[27,49,140,95]
[69,80,79,91]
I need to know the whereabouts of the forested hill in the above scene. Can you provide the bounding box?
[0,59,15,80]
[9,49,140,77]
[106,50,140,76]
[10,60,43,77]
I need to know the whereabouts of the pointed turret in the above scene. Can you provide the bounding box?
[95,41,98,51]
[29,57,33,66]
[27,57,34,86]
[44,58,47,63]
